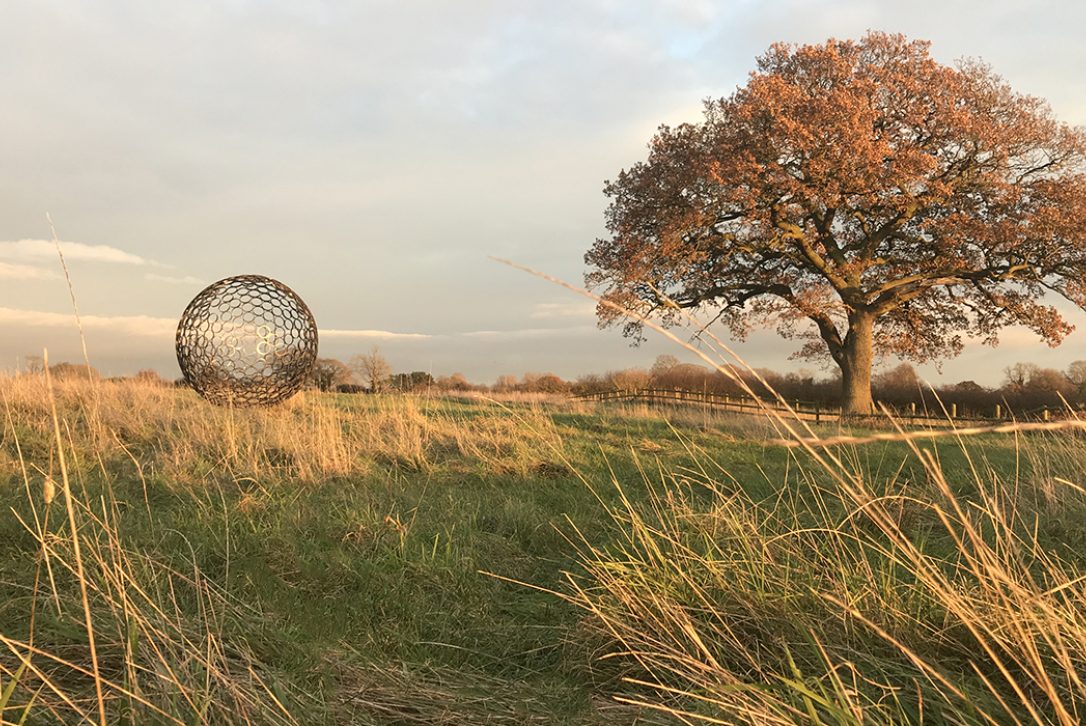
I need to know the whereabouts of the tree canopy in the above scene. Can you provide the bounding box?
[585,32,1086,413]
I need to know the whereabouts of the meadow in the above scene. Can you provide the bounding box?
[3,373,1086,724]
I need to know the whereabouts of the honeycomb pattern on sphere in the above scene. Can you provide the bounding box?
[175,275,318,406]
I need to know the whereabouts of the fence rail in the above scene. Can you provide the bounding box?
[572,387,1066,426]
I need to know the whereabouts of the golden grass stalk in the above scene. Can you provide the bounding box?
[46,213,94,382]
[43,348,107,726]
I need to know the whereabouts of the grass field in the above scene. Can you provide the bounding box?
[3,374,1086,724]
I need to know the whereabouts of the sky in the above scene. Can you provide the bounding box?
[1,0,1084,385]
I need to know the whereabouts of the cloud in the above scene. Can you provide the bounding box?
[0,306,432,342]
[145,273,203,285]
[320,328,432,340]
[0,307,176,337]
[0,261,59,280]
[991,326,1046,349]
[2,2,1084,382]
[0,239,157,266]
[461,325,596,339]
[529,301,597,320]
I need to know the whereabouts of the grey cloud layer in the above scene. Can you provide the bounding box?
[1,1,1083,382]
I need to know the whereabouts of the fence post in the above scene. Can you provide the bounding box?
[815,404,821,424]
[1044,408,1051,422]
[951,403,957,418]
[995,403,1001,419]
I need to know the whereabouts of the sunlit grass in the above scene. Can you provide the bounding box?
[558,425,1086,723]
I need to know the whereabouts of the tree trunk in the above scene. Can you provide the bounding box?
[839,312,875,415]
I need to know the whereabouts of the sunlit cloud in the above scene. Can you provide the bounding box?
[145,273,203,285]
[0,261,59,280]
[320,328,432,340]
[461,326,596,339]
[0,306,433,342]
[0,239,158,266]
[529,301,597,320]
[0,307,176,337]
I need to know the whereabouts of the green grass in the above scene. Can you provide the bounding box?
[0,381,1081,723]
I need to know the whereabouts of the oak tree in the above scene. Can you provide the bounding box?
[586,32,1086,413]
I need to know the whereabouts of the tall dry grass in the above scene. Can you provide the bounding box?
[552,424,1086,723]
[500,263,1086,724]
[1,375,566,485]
[0,372,569,723]
[484,261,1086,724]
[1,375,304,723]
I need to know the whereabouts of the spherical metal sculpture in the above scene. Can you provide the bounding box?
[176,274,318,406]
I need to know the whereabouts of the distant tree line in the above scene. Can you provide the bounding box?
[308,350,1086,416]
[30,349,1086,416]
[569,356,1086,417]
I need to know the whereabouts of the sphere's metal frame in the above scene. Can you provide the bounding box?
[175,274,318,406]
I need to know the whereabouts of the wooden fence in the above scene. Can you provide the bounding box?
[572,387,1066,426]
